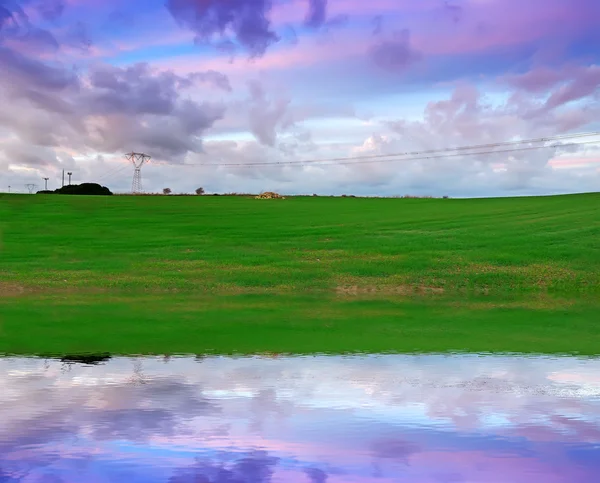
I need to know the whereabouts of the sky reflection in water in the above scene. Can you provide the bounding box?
[1,354,600,482]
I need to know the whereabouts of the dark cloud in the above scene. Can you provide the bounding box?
[369,29,422,72]
[1,143,58,168]
[35,474,66,483]
[166,0,279,58]
[372,15,384,36]
[189,70,233,92]
[0,0,25,31]
[435,473,465,483]
[0,6,12,29]
[35,0,65,22]
[304,467,328,483]
[87,63,182,115]
[0,467,20,483]
[370,438,420,463]
[305,0,327,29]
[65,21,92,52]
[0,47,79,91]
[11,27,60,53]
[324,13,348,30]
[169,451,279,483]
[105,9,135,31]
[443,1,463,23]
[0,2,61,55]
[59,63,228,159]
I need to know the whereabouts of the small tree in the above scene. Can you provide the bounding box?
[195,187,205,195]
[163,188,172,195]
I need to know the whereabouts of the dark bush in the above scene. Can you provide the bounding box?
[60,353,112,365]
[36,190,54,194]
[37,183,113,196]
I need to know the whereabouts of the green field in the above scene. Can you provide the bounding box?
[1,192,599,356]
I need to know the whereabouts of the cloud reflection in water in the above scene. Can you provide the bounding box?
[1,354,600,482]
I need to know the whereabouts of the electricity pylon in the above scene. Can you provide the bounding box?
[125,152,151,194]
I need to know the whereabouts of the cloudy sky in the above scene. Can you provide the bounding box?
[2,354,600,482]
[0,0,599,196]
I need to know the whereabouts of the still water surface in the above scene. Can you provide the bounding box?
[1,353,600,482]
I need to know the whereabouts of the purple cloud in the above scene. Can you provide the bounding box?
[166,0,279,57]
[189,70,233,92]
[169,451,279,483]
[0,5,12,29]
[304,467,328,483]
[0,47,78,91]
[35,0,65,22]
[64,21,92,52]
[545,66,600,110]
[87,63,183,115]
[371,438,420,463]
[305,0,327,29]
[369,29,422,73]
[1,0,599,195]
[443,1,463,23]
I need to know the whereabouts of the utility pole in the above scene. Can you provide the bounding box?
[7,186,10,193]
[67,172,73,185]
[62,169,65,188]
[26,184,36,194]
[43,177,49,190]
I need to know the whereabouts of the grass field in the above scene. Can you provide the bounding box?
[1,192,599,356]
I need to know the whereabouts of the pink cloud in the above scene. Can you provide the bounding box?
[506,67,571,93]
[545,66,600,109]
[151,38,362,76]
[549,157,600,169]
[410,449,594,483]
[270,0,428,25]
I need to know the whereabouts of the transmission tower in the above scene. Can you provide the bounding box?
[125,152,151,194]
[26,184,36,194]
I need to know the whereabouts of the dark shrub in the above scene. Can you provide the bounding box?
[60,353,112,365]
[39,183,113,196]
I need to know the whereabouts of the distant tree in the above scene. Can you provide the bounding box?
[195,187,205,195]
[38,183,112,196]
[163,188,172,195]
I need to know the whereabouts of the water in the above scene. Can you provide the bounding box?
[1,353,600,482]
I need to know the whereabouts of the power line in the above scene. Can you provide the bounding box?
[91,131,600,181]
[96,163,130,184]
[157,137,599,169]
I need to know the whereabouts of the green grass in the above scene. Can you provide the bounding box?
[1,192,599,356]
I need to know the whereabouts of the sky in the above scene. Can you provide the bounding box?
[1,354,600,482]
[0,0,599,197]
